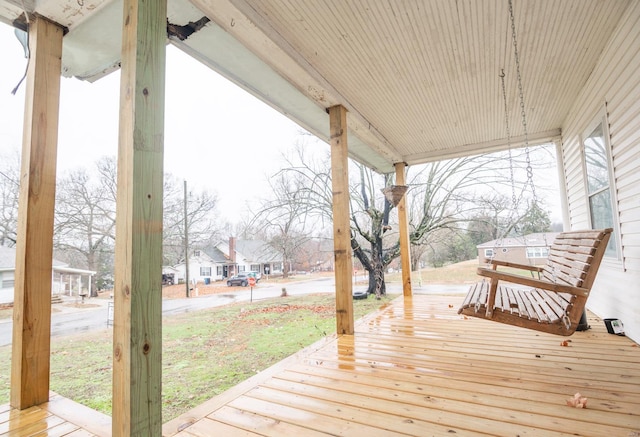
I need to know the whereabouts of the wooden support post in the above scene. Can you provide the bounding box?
[554,140,570,231]
[395,162,412,298]
[329,105,354,335]
[112,0,166,434]
[10,15,63,410]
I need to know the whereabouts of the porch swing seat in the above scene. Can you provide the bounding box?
[458,228,612,336]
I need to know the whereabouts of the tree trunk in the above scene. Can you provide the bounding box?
[366,260,386,298]
[87,250,99,297]
[282,253,289,279]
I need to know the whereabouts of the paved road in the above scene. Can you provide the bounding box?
[0,277,467,347]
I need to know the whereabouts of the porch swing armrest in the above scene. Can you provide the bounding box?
[487,260,544,272]
[477,268,589,297]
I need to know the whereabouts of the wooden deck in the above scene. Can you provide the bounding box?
[163,294,640,436]
[2,294,639,436]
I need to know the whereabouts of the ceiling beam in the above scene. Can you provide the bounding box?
[402,128,562,165]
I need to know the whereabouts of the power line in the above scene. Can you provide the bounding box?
[0,170,19,186]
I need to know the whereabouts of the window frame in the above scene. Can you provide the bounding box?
[526,247,549,259]
[200,266,211,277]
[581,108,622,260]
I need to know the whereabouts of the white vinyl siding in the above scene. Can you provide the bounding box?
[561,1,640,342]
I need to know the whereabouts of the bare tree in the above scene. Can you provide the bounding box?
[0,149,20,247]
[272,141,537,297]
[162,174,221,265]
[252,170,313,278]
[465,193,513,246]
[54,157,118,295]
[54,157,223,291]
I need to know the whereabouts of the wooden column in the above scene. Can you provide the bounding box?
[10,16,63,410]
[329,105,354,335]
[554,140,570,231]
[112,0,166,434]
[395,162,412,298]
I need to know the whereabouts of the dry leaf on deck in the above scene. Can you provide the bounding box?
[566,392,588,408]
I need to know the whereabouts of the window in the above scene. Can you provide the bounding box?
[484,249,494,257]
[526,247,549,258]
[583,115,618,258]
[193,250,201,257]
[200,267,211,277]
[238,265,245,272]
[250,264,260,272]
[216,266,223,276]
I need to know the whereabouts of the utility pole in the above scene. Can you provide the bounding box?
[184,180,190,298]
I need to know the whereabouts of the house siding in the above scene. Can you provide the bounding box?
[561,1,640,341]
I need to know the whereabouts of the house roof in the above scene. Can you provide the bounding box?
[203,246,230,264]
[235,240,281,263]
[0,0,632,172]
[477,232,560,249]
[0,245,68,270]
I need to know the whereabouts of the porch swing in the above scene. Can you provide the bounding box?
[457,0,613,336]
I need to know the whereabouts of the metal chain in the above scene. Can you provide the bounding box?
[500,69,517,211]
[508,0,553,274]
[508,0,537,206]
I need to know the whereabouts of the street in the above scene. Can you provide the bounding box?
[0,277,467,347]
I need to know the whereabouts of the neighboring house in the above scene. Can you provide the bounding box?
[214,237,283,277]
[232,239,283,276]
[166,238,284,284]
[166,246,228,284]
[477,233,560,266]
[0,245,96,304]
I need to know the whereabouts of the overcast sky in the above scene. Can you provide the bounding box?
[0,23,324,224]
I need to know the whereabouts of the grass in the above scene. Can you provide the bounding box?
[385,258,481,284]
[386,258,543,285]
[0,293,391,421]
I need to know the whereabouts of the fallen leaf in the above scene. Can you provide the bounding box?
[566,392,588,408]
[560,340,570,347]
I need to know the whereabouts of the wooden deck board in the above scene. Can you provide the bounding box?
[3,294,640,436]
[0,394,108,436]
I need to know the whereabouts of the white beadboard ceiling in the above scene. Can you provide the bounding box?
[0,0,632,172]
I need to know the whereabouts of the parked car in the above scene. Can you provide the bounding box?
[162,273,175,286]
[227,274,249,287]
